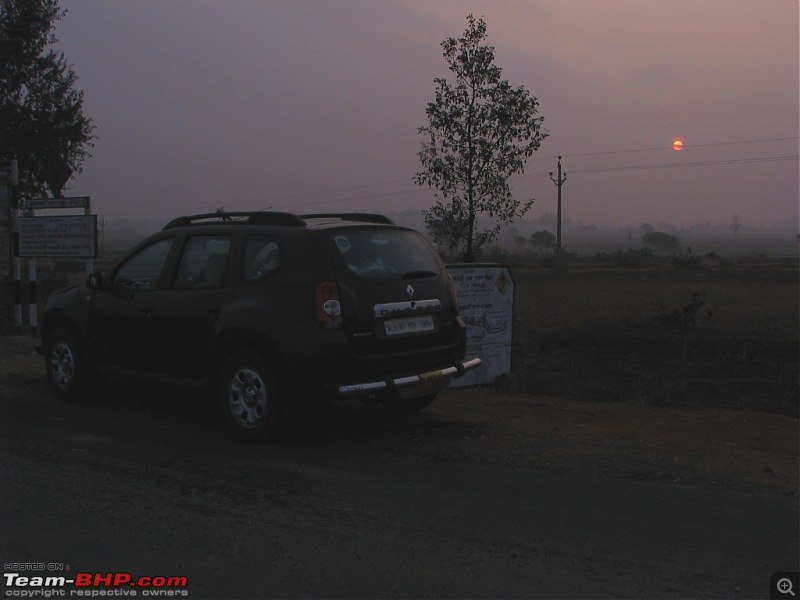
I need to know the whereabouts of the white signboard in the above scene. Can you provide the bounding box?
[19,216,97,258]
[447,264,514,388]
[26,196,90,210]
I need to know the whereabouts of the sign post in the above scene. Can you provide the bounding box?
[13,195,97,333]
[0,163,11,284]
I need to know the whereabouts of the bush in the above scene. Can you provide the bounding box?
[673,255,703,271]
[651,293,712,329]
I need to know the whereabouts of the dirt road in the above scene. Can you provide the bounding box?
[2,334,798,598]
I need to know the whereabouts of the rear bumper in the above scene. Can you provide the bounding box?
[337,357,481,397]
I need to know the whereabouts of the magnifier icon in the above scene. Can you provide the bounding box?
[778,578,795,596]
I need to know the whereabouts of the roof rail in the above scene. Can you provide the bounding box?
[162,211,306,230]
[301,213,395,225]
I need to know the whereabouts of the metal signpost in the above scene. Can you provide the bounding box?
[0,165,11,285]
[0,161,18,331]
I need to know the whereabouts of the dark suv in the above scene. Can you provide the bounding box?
[39,211,480,441]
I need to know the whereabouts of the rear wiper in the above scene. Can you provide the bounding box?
[401,271,437,280]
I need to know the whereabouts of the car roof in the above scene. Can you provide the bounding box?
[161,211,395,231]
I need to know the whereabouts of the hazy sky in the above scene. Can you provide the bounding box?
[53,0,798,230]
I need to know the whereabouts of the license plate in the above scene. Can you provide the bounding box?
[384,315,434,336]
[398,378,448,399]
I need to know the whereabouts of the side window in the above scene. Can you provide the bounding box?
[244,236,281,281]
[174,236,231,289]
[112,238,174,292]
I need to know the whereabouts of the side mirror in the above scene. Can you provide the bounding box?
[86,271,105,289]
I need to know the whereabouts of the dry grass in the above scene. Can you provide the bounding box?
[506,259,799,415]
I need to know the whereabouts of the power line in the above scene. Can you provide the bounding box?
[266,177,411,207]
[271,154,798,209]
[517,154,798,179]
[273,188,423,210]
[568,155,798,175]
[259,136,799,209]
[528,136,800,163]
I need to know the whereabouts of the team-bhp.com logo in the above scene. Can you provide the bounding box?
[4,571,189,597]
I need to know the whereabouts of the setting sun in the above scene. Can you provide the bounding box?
[673,139,684,151]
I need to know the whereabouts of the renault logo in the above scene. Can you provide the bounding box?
[406,284,415,298]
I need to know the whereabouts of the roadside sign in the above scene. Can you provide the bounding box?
[447,264,514,388]
[42,155,73,198]
[19,215,97,258]
[26,196,90,210]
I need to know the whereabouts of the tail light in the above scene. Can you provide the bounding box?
[315,281,342,328]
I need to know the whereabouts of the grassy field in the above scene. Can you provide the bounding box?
[506,256,798,416]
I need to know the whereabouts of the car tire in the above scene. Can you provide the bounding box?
[219,351,282,442]
[45,327,90,401]
[384,392,438,414]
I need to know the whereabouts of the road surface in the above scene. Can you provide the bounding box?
[1,335,797,598]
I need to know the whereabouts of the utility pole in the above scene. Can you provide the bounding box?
[100,216,108,253]
[549,156,567,261]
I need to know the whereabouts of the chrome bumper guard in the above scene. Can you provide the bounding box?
[337,357,482,397]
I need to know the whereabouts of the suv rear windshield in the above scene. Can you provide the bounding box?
[330,228,441,281]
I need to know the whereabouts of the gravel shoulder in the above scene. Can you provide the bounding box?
[2,333,797,494]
